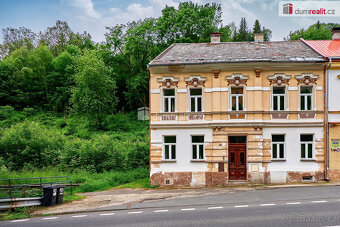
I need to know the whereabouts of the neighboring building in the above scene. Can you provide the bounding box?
[147,33,326,186]
[303,27,340,181]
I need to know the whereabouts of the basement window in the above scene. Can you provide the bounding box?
[271,135,285,160]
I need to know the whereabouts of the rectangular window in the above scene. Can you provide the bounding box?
[300,86,313,111]
[300,134,313,159]
[163,89,175,112]
[231,87,244,111]
[164,136,176,160]
[272,135,285,160]
[190,88,202,112]
[192,136,204,160]
[273,87,285,111]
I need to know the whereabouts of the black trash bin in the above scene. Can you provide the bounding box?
[56,186,64,204]
[42,185,58,206]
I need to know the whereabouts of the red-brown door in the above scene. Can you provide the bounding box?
[228,136,247,180]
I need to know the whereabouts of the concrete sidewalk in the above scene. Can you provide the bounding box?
[32,181,340,216]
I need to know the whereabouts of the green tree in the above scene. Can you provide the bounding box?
[71,50,117,129]
[234,17,252,41]
[287,22,339,40]
[48,45,80,113]
[253,19,261,34]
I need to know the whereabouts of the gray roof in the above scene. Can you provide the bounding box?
[148,40,324,67]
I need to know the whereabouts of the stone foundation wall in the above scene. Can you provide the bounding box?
[286,171,324,182]
[150,171,327,187]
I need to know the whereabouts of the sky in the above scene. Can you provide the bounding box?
[0,0,339,43]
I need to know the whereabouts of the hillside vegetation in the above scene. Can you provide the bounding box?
[0,107,149,191]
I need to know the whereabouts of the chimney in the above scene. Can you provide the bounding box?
[210,33,222,43]
[332,27,340,40]
[254,33,264,42]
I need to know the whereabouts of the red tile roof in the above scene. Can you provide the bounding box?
[301,39,340,58]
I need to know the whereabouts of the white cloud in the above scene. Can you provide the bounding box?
[68,0,101,19]
[63,0,179,42]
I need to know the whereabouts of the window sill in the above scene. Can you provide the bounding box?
[190,159,205,162]
[271,159,286,162]
[162,160,177,163]
[300,159,316,161]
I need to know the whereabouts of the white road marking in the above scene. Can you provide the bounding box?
[234,205,249,208]
[286,202,301,205]
[260,203,275,206]
[181,208,195,211]
[154,210,169,213]
[128,211,143,214]
[72,215,87,218]
[208,206,223,210]
[311,200,327,203]
[11,219,29,223]
[100,213,115,216]
[43,217,59,220]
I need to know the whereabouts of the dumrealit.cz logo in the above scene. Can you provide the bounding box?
[283,3,293,14]
[279,1,340,17]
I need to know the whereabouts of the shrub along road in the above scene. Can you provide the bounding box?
[2,185,340,226]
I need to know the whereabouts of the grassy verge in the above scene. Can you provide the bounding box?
[115,178,158,189]
[0,207,36,221]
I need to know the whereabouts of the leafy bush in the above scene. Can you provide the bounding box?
[0,121,64,170]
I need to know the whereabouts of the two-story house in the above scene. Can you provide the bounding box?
[148,33,325,186]
[303,27,340,181]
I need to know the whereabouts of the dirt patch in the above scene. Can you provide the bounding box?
[33,187,254,215]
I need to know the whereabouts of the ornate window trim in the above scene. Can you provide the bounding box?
[268,73,291,85]
[184,75,206,87]
[295,73,319,85]
[157,76,179,88]
[226,73,248,86]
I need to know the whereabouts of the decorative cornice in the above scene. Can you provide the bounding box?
[184,75,207,87]
[268,73,291,85]
[295,73,319,85]
[226,73,248,86]
[157,76,179,88]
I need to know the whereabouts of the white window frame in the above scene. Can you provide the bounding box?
[300,134,314,160]
[191,135,205,160]
[162,88,175,113]
[190,88,203,112]
[272,86,286,111]
[230,86,244,111]
[299,86,313,111]
[271,134,285,160]
[163,136,176,161]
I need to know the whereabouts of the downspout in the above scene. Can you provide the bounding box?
[325,58,331,181]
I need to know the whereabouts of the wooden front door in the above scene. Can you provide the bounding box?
[228,136,247,180]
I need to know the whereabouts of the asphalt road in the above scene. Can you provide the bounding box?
[2,185,340,227]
